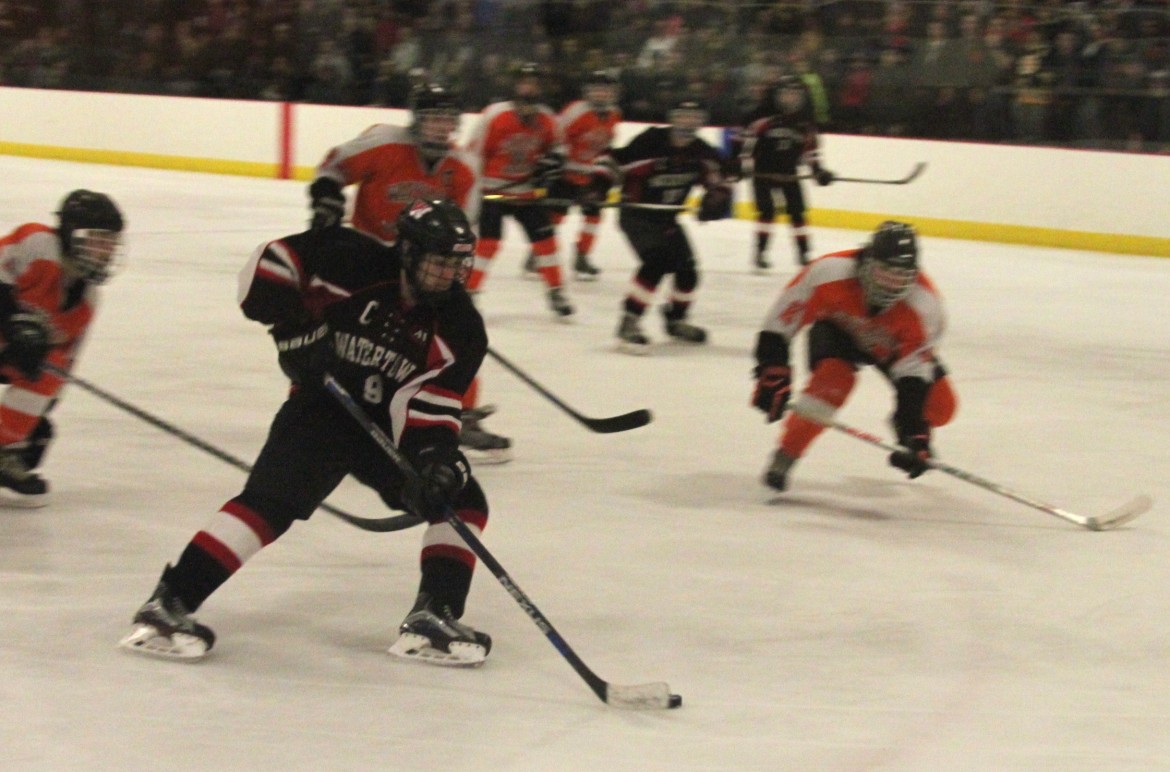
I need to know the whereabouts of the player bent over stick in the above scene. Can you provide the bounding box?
[121,200,493,666]
[751,220,958,490]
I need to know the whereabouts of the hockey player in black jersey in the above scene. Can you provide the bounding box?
[120,199,493,666]
[594,100,733,354]
[737,75,834,269]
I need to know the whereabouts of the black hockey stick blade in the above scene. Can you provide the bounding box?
[322,504,423,532]
[486,347,652,433]
[835,161,927,185]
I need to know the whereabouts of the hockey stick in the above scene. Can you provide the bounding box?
[792,401,1151,531]
[323,372,681,709]
[49,366,423,533]
[482,193,691,212]
[486,347,652,433]
[756,162,927,186]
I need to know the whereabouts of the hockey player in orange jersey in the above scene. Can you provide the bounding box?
[548,69,622,281]
[751,221,958,491]
[307,83,510,463]
[464,62,574,319]
[0,190,125,505]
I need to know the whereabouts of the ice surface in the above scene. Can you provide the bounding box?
[1,157,1167,771]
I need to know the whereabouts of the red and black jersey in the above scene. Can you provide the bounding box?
[602,126,725,207]
[237,227,485,456]
[739,104,822,175]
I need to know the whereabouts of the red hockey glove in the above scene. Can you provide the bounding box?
[751,364,792,423]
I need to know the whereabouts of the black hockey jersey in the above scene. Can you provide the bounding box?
[602,126,725,207]
[237,227,486,455]
[738,104,821,175]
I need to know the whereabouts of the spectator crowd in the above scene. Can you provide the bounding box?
[4,0,1170,151]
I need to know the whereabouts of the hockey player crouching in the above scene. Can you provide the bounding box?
[0,190,125,506]
[121,199,493,665]
[751,221,958,490]
[594,100,734,354]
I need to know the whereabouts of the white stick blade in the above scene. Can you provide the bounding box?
[1087,495,1153,531]
[605,682,677,710]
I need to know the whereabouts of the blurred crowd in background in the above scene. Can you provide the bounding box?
[4,0,1170,151]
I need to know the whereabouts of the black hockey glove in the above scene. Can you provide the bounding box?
[412,445,471,522]
[580,172,612,204]
[270,318,330,386]
[308,177,346,231]
[533,152,565,188]
[889,433,932,479]
[697,185,733,222]
[812,166,835,187]
[751,364,792,423]
[1,312,51,380]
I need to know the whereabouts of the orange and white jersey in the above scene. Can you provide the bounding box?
[557,100,620,185]
[0,222,98,444]
[760,249,945,382]
[315,123,481,245]
[466,101,561,193]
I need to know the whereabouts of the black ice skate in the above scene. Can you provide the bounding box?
[388,592,491,667]
[573,249,601,281]
[616,312,650,355]
[119,571,215,661]
[764,449,797,491]
[460,405,513,465]
[522,250,540,279]
[547,286,574,320]
[753,248,771,272]
[797,249,810,267]
[662,308,708,344]
[0,447,49,508]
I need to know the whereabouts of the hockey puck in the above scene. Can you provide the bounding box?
[668,694,682,709]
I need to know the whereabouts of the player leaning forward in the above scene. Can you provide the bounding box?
[0,190,124,506]
[751,221,958,490]
[121,200,493,665]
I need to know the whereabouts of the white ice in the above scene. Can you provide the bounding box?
[1,156,1168,771]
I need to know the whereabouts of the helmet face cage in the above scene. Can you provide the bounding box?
[777,78,806,113]
[69,228,123,284]
[583,71,618,110]
[57,190,124,284]
[410,84,460,159]
[668,103,707,141]
[860,222,919,311]
[407,243,473,299]
[396,199,476,305]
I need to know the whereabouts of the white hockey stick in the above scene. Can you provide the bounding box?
[792,402,1152,531]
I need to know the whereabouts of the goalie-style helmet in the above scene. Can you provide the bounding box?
[56,189,125,284]
[859,220,919,311]
[396,198,476,306]
[410,82,460,161]
[668,99,707,143]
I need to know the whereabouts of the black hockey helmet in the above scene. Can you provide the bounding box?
[775,74,806,114]
[56,189,125,284]
[409,82,461,161]
[860,220,919,311]
[668,99,707,143]
[396,198,476,306]
[513,61,543,108]
[582,69,619,110]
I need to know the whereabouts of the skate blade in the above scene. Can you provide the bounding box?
[463,446,513,465]
[388,632,486,668]
[119,625,210,661]
[617,340,651,356]
[0,489,50,508]
[574,270,600,282]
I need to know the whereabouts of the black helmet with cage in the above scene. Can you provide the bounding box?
[409,82,461,162]
[396,198,476,307]
[775,74,807,115]
[55,189,125,284]
[859,220,919,312]
[513,61,544,112]
[668,99,707,144]
[582,69,619,111]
